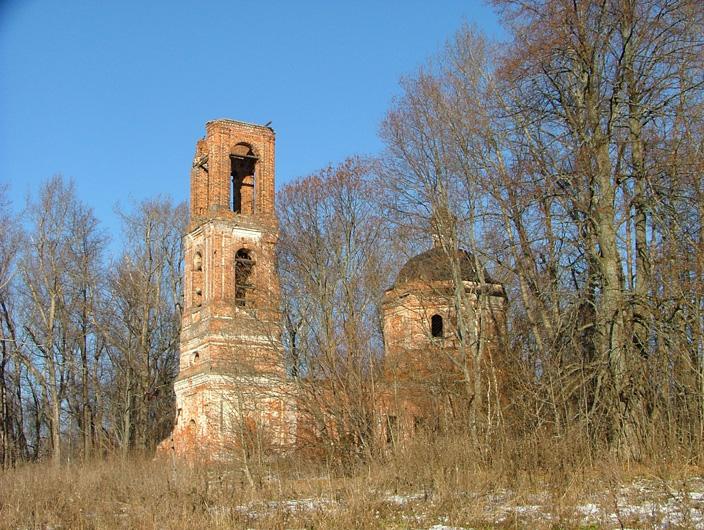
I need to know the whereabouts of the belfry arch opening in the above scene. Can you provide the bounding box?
[235,248,254,307]
[230,143,257,215]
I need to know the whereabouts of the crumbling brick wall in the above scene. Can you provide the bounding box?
[164,120,295,459]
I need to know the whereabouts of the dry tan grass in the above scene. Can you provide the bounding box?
[1,436,702,529]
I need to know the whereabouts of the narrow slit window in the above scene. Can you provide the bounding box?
[193,251,203,307]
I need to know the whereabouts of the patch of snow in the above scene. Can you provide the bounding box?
[276,497,331,511]
[512,504,543,515]
[385,492,426,504]
[689,491,704,501]
[576,502,601,517]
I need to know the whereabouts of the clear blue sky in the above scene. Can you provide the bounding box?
[1,0,503,238]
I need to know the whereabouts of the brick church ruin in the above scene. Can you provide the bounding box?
[164,119,506,456]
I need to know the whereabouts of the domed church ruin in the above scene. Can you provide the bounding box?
[163,119,507,456]
[379,245,507,444]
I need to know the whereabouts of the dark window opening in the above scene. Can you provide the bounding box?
[386,415,397,445]
[414,416,425,433]
[193,251,203,307]
[235,249,254,307]
[432,415,441,433]
[230,144,257,215]
[431,314,444,338]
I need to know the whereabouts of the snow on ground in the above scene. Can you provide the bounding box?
[227,476,704,529]
[592,477,704,528]
[386,492,427,505]
[487,477,704,528]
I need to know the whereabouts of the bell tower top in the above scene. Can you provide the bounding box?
[190,119,276,225]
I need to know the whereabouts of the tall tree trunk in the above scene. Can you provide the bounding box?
[80,294,91,458]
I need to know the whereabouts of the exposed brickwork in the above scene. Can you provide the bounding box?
[164,120,295,458]
[190,119,276,223]
[378,274,507,444]
[162,119,508,458]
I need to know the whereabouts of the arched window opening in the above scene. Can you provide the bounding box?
[431,314,444,338]
[235,249,254,307]
[193,351,200,364]
[230,144,257,215]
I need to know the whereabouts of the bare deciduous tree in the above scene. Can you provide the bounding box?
[278,159,392,459]
[103,198,185,454]
[0,184,28,468]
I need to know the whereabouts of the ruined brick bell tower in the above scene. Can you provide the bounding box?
[169,119,295,456]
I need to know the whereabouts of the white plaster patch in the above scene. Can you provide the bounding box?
[231,226,262,241]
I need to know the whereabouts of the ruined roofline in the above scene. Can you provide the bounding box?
[206,118,275,134]
[383,279,507,298]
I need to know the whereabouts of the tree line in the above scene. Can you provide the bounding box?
[278,0,704,464]
[2,0,703,468]
[0,178,185,467]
